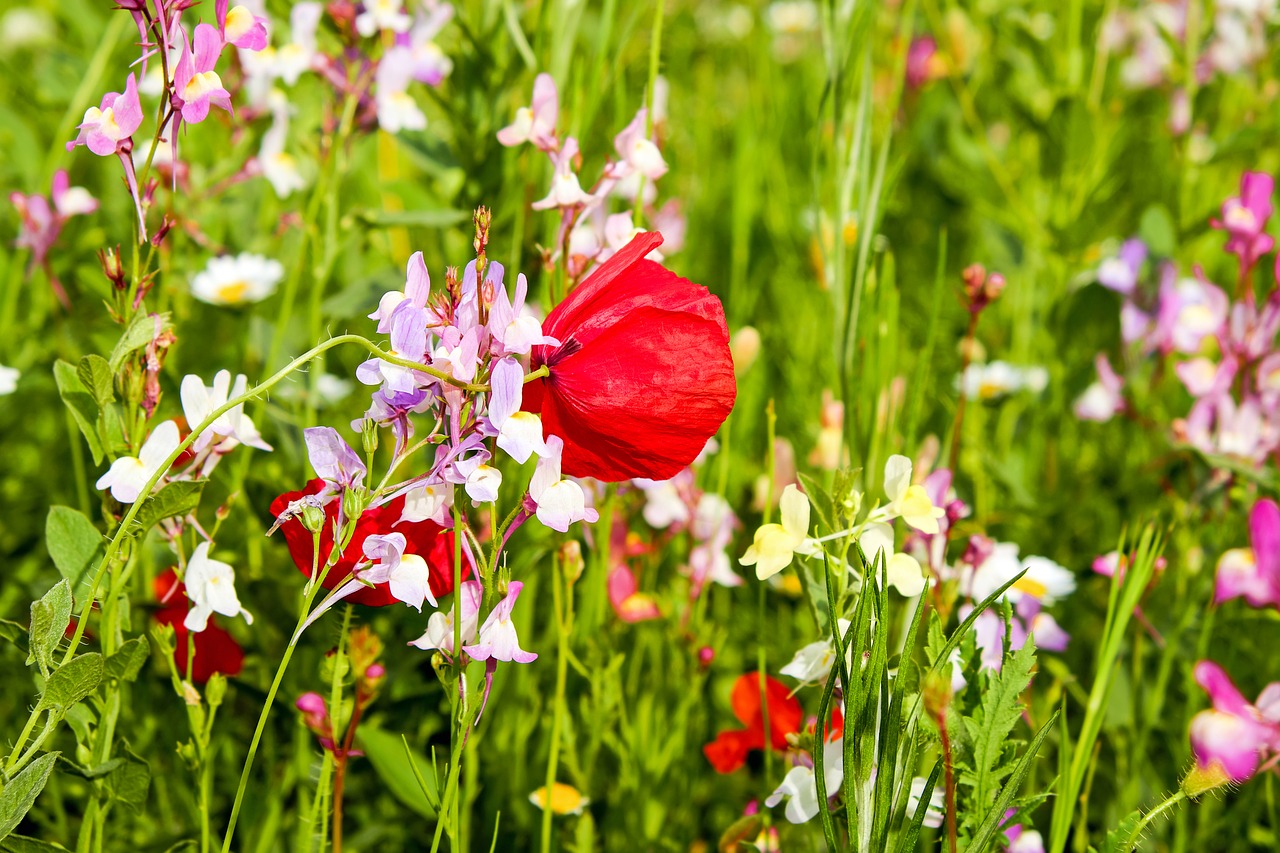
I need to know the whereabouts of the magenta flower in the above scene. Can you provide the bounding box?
[1189,661,1280,783]
[1153,270,1229,354]
[216,0,269,51]
[906,37,939,89]
[462,582,537,664]
[67,73,144,156]
[608,565,661,623]
[173,23,232,124]
[1212,171,1275,277]
[1215,499,1280,609]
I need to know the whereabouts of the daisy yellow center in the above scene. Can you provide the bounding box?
[1012,576,1048,599]
[978,380,1005,399]
[535,783,585,815]
[217,280,250,303]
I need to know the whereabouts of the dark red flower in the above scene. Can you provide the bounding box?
[523,232,736,482]
[269,479,460,606]
[704,672,804,774]
[153,569,244,683]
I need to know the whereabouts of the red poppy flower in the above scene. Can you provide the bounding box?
[704,672,804,774]
[269,479,460,606]
[523,231,736,482]
[153,569,244,683]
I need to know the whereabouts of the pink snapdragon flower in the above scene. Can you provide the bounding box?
[375,46,427,133]
[1189,661,1280,784]
[1074,354,1125,422]
[173,24,232,124]
[216,0,269,51]
[1211,171,1275,277]
[608,565,661,623]
[1153,270,1229,355]
[1215,499,1280,609]
[68,73,144,156]
[463,581,537,663]
[531,138,593,210]
[1097,238,1147,296]
[10,172,98,304]
[496,73,558,150]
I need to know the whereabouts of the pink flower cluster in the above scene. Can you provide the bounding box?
[496,73,686,281]
[1076,172,1280,467]
[1189,661,1280,785]
[10,171,98,307]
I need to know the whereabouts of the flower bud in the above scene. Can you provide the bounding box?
[361,418,379,456]
[300,500,327,535]
[730,326,761,376]
[1181,761,1231,798]
[559,540,584,584]
[99,246,126,290]
[698,646,715,669]
[341,488,368,526]
[205,672,227,708]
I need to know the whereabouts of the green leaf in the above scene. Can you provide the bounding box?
[1138,204,1176,257]
[968,712,1060,852]
[55,756,123,780]
[39,653,103,712]
[1097,810,1143,853]
[45,507,102,603]
[0,752,60,841]
[52,360,103,465]
[797,472,838,535]
[356,728,438,818]
[76,355,114,408]
[104,637,149,683]
[962,638,1038,811]
[100,752,150,814]
[2,833,73,852]
[27,581,72,674]
[108,311,170,373]
[129,481,206,535]
[351,208,470,228]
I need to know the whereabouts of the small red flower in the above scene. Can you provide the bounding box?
[153,569,244,683]
[704,672,804,774]
[524,231,736,482]
[269,479,460,606]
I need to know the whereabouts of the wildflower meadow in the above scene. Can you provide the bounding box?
[2,0,1280,850]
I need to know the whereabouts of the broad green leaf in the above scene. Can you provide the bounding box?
[104,637,149,683]
[52,360,103,465]
[355,728,438,818]
[0,752,60,841]
[108,311,170,373]
[129,481,206,535]
[101,753,150,814]
[76,355,114,408]
[40,653,103,712]
[26,581,72,674]
[45,507,102,603]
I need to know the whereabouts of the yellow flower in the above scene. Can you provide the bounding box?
[883,455,945,535]
[740,484,815,580]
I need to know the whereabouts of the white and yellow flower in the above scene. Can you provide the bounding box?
[740,484,818,580]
